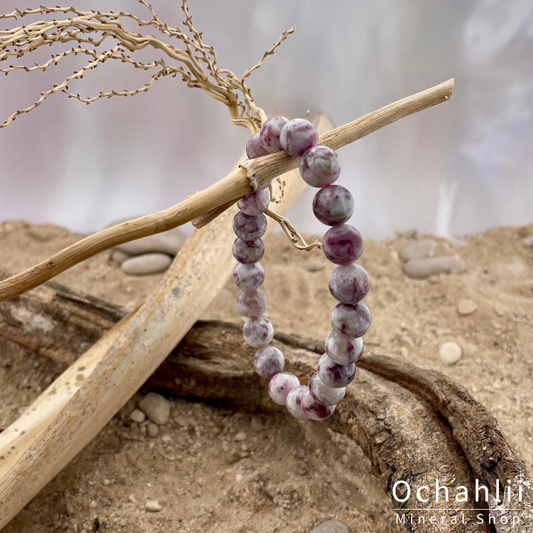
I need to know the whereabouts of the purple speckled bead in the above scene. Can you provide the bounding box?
[236,289,267,318]
[331,302,371,338]
[246,132,270,159]
[322,224,363,266]
[253,346,285,379]
[232,212,267,241]
[299,146,341,188]
[302,389,336,420]
[260,116,289,153]
[237,189,270,216]
[280,119,318,157]
[325,331,364,365]
[233,262,264,290]
[286,385,310,420]
[309,372,345,406]
[328,264,370,304]
[268,372,300,406]
[313,185,354,226]
[232,238,264,264]
[317,353,356,388]
[243,316,274,348]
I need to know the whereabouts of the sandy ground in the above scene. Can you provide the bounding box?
[0,220,532,532]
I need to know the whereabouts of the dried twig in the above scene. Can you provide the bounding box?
[0,1,293,131]
[0,78,454,302]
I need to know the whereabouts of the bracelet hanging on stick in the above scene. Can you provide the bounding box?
[0,78,453,302]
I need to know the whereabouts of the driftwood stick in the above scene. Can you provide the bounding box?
[0,79,453,302]
[0,117,329,530]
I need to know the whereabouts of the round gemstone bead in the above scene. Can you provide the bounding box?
[309,372,346,406]
[312,185,354,226]
[253,346,285,379]
[268,372,300,406]
[236,289,267,318]
[328,264,370,304]
[260,116,289,153]
[325,331,364,365]
[302,389,336,420]
[280,118,318,157]
[246,132,270,159]
[232,212,267,241]
[232,238,264,264]
[317,353,356,388]
[286,385,310,420]
[322,224,363,266]
[233,262,264,290]
[299,146,341,188]
[331,302,371,338]
[243,316,274,348]
[237,189,270,216]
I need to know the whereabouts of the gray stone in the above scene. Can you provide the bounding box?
[399,239,437,262]
[114,227,186,256]
[121,253,172,276]
[139,392,171,425]
[302,259,325,272]
[403,256,465,279]
[145,500,162,512]
[439,341,462,365]
[130,409,146,423]
[147,422,160,438]
[310,521,349,533]
[110,249,131,265]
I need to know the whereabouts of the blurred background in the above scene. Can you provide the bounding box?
[0,0,532,240]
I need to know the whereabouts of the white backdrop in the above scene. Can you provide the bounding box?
[0,0,532,239]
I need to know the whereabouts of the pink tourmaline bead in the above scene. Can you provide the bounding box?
[312,185,354,226]
[233,262,264,290]
[232,212,267,241]
[280,118,318,157]
[246,132,269,159]
[322,224,364,266]
[317,353,356,388]
[331,302,371,338]
[302,389,336,420]
[309,372,345,406]
[236,289,267,318]
[268,372,300,406]
[253,346,285,379]
[260,116,289,153]
[243,316,274,348]
[299,146,341,188]
[286,385,310,420]
[237,189,270,216]
[232,238,264,264]
[325,331,364,365]
[328,264,370,304]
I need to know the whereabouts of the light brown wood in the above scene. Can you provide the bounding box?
[0,116,332,530]
[0,79,453,302]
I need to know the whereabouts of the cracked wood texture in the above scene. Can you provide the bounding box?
[1,279,531,532]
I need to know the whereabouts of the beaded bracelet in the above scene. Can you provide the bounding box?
[232,116,371,421]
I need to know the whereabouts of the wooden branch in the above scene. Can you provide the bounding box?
[2,283,532,532]
[0,117,329,530]
[0,79,454,302]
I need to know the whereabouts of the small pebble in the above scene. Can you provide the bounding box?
[457,299,477,316]
[310,520,349,533]
[110,249,131,265]
[439,341,462,365]
[162,435,172,443]
[121,253,172,276]
[145,500,162,512]
[235,432,247,442]
[147,422,160,438]
[130,409,146,423]
[89,501,97,509]
[139,392,171,425]
[235,474,243,483]
[102,479,111,486]
[403,256,466,279]
[302,259,325,272]
[114,226,186,256]
[399,239,437,262]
